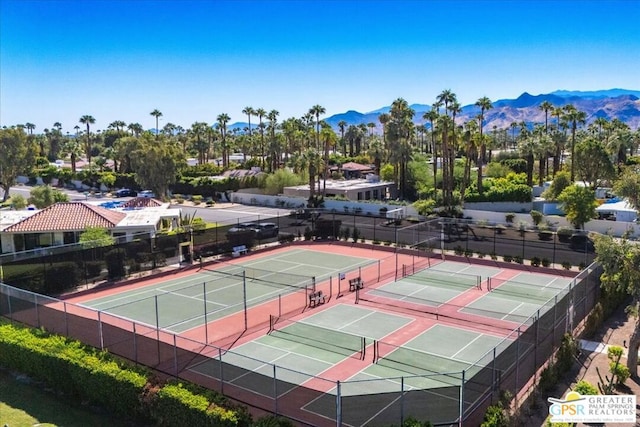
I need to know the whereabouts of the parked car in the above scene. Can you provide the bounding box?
[114,188,137,197]
[255,222,279,239]
[139,190,155,198]
[227,223,257,234]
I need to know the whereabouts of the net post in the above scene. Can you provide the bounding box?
[242,270,248,330]
[378,259,381,281]
[458,369,466,427]
[361,337,366,360]
[155,295,160,365]
[355,287,360,304]
[312,276,316,292]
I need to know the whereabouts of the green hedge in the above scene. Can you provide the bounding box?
[0,321,250,426]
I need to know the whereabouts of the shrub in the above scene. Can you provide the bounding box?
[513,255,523,264]
[454,246,464,256]
[503,255,512,263]
[277,233,295,244]
[490,252,498,260]
[573,380,598,395]
[303,226,313,241]
[530,257,541,267]
[505,213,516,224]
[562,261,572,270]
[609,361,630,385]
[530,209,543,226]
[541,257,551,267]
[538,230,553,240]
[86,261,104,278]
[557,226,573,242]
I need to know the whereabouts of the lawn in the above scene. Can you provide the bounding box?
[0,369,139,427]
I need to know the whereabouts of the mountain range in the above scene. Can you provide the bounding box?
[229,89,640,133]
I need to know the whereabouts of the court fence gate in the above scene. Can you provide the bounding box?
[0,260,601,426]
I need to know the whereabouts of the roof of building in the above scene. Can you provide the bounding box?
[0,210,39,231]
[340,162,375,171]
[120,197,164,209]
[3,202,127,233]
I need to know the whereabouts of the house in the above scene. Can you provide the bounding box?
[595,200,638,222]
[339,162,376,179]
[0,199,180,254]
[283,177,397,201]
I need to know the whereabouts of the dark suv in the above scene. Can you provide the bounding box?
[255,223,279,239]
[114,188,137,197]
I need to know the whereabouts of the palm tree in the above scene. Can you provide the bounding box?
[256,108,266,168]
[150,109,163,138]
[242,106,255,139]
[301,148,323,206]
[309,105,326,150]
[79,115,96,165]
[320,124,337,195]
[267,109,280,171]
[423,108,439,187]
[475,96,493,193]
[216,113,230,167]
[517,123,535,186]
[436,90,457,207]
[386,98,415,199]
[563,105,587,181]
[460,120,479,203]
[337,120,347,156]
[128,122,143,137]
[189,122,209,165]
[378,112,390,149]
[539,101,554,133]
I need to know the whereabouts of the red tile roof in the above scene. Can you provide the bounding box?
[121,197,163,208]
[4,202,126,233]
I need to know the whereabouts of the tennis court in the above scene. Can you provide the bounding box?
[463,271,574,324]
[78,248,377,333]
[53,243,586,426]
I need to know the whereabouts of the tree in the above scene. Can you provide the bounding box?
[614,166,640,212]
[337,120,347,155]
[543,171,571,200]
[594,234,640,376]
[309,104,326,151]
[264,169,302,195]
[0,127,37,202]
[79,115,96,165]
[539,100,554,133]
[216,113,231,167]
[150,109,163,138]
[256,108,266,167]
[563,105,586,181]
[574,136,615,187]
[131,134,185,198]
[28,185,69,208]
[79,226,115,248]
[386,98,415,199]
[557,184,597,229]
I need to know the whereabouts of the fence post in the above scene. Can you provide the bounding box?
[273,364,279,415]
[401,376,405,426]
[98,310,104,350]
[242,271,248,330]
[173,334,178,377]
[35,294,40,327]
[64,301,68,337]
[203,282,209,343]
[459,369,465,427]
[336,380,341,427]
[133,322,138,364]
[155,295,160,365]
[219,347,224,394]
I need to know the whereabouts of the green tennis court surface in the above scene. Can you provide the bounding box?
[79,248,376,333]
[464,272,573,323]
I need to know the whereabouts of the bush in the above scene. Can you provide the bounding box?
[277,233,295,244]
[562,261,572,270]
[513,255,523,264]
[86,261,104,278]
[573,380,598,395]
[530,209,543,226]
[538,230,553,240]
[541,257,551,267]
[530,256,541,267]
[503,255,512,263]
[454,246,464,256]
[505,213,515,224]
[44,262,81,294]
[609,361,630,385]
[557,226,573,242]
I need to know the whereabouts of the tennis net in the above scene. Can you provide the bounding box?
[487,278,567,303]
[403,268,482,291]
[269,315,366,360]
[375,341,470,377]
[202,263,313,290]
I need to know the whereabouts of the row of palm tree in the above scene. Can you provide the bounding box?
[10,98,640,207]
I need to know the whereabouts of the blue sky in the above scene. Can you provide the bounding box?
[1,0,638,133]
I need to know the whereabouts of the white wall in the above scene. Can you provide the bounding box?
[230,192,419,217]
[462,208,640,237]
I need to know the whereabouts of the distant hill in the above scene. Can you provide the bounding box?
[323,89,640,132]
